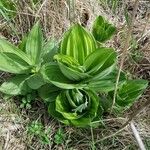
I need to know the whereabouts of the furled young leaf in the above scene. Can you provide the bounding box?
[26,74,45,89]
[47,89,100,127]
[26,22,42,65]
[42,63,87,89]
[0,38,32,65]
[60,24,97,65]
[116,80,148,107]
[92,16,116,42]
[54,54,90,81]
[0,75,31,95]
[0,52,31,74]
[84,47,117,75]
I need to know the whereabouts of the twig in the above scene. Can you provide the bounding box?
[110,0,140,112]
[130,121,146,150]
[121,98,150,128]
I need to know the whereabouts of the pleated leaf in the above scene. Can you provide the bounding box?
[38,84,60,103]
[0,38,32,65]
[0,75,31,95]
[26,22,42,65]
[84,47,117,75]
[0,52,31,74]
[42,39,58,63]
[60,24,97,65]
[88,80,115,92]
[116,80,148,106]
[42,63,86,89]
[26,74,45,89]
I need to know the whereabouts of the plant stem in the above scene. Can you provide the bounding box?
[110,0,139,112]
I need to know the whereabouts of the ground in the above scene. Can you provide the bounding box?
[0,0,150,149]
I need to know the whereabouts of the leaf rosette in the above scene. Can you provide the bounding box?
[0,22,57,95]
[47,88,100,127]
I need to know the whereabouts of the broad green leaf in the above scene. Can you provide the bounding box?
[92,16,116,42]
[60,24,97,65]
[26,74,45,89]
[88,80,115,92]
[38,84,60,103]
[54,54,83,71]
[87,70,126,92]
[42,39,58,63]
[0,38,32,65]
[84,47,116,75]
[26,22,42,65]
[41,39,58,64]
[116,80,148,106]
[0,75,31,95]
[89,64,116,81]
[0,52,31,74]
[42,63,87,89]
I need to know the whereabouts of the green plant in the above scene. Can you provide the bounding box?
[20,92,36,109]
[0,22,57,97]
[92,16,116,43]
[27,121,51,144]
[39,16,148,127]
[0,0,16,19]
[0,15,148,128]
[54,128,66,144]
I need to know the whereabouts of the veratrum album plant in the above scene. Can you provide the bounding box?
[39,16,148,127]
[0,22,57,96]
[0,16,148,127]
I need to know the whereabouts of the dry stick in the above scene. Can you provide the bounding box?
[121,98,150,128]
[130,121,146,150]
[110,0,139,112]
